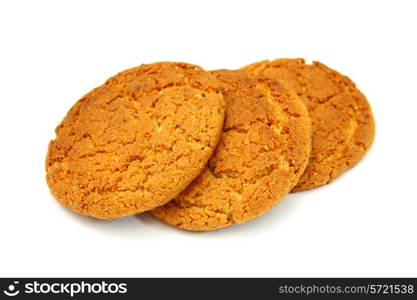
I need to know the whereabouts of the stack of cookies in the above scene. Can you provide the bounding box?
[46,59,375,231]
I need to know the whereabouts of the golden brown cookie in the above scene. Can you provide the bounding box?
[46,62,225,219]
[242,59,375,192]
[151,70,311,231]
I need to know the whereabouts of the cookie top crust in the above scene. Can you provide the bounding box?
[46,62,225,219]
[243,59,375,192]
[151,70,311,231]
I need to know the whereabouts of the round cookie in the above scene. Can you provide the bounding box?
[46,62,225,219]
[151,70,311,231]
[242,59,375,192]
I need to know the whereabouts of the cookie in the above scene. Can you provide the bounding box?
[46,62,225,219]
[242,59,375,192]
[151,70,311,231]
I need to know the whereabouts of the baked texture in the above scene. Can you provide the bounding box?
[242,59,375,192]
[46,62,225,219]
[151,70,311,231]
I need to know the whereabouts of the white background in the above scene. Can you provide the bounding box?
[0,0,416,277]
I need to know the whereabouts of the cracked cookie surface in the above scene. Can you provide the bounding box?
[242,59,375,192]
[46,62,225,219]
[151,70,311,231]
